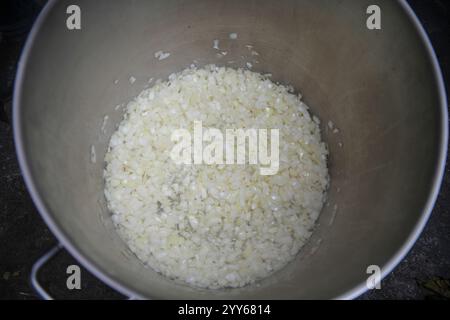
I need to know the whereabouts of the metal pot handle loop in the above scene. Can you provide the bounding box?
[30,244,63,300]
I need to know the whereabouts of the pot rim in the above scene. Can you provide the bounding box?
[13,0,448,300]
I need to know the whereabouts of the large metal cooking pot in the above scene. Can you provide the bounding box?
[14,0,447,299]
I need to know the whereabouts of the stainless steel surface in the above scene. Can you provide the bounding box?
[14,0,448,299]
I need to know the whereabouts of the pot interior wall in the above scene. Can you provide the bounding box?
[17,0,443,298]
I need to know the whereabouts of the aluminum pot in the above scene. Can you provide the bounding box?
[14,0,447,299]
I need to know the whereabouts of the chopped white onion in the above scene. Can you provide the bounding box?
[104,65,329,289]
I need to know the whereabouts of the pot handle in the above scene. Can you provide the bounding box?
[30,244,63,300]
[31,244,137,300]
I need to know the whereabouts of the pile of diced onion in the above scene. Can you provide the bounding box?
[104,65,329,289]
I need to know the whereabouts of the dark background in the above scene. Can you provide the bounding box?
[0,0,449,300]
